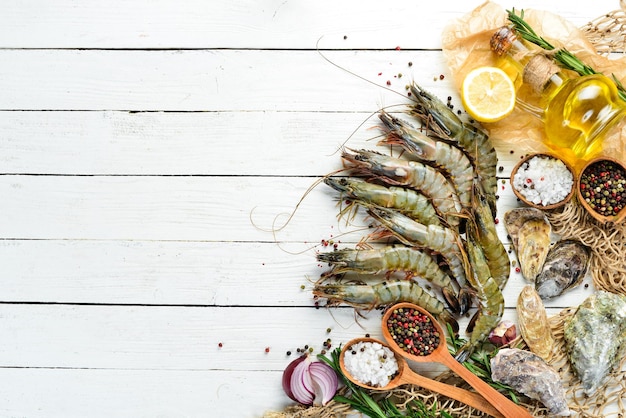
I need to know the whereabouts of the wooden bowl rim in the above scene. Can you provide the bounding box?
[577,157,626,224]
[339,336,406,390]
[510,152,576,210]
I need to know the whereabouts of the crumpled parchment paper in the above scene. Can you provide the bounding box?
[441,1,626,168]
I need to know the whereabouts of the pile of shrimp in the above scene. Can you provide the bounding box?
[314,84,510,361]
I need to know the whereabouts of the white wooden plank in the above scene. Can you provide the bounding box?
[0,0,612,49]
[0,109,526,176]
[0,368,290,418]
[0,49,446,111]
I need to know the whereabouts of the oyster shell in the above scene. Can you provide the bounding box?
[504,208,551,281]
[491,348,571,416]
[564,291,626,396]
[517,285,554,361]
[504,207,547,250]
[535,240,591,299]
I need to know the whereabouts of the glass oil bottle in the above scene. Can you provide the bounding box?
[490,26,626,164]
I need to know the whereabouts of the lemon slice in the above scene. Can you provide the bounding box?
[461,66,516,123]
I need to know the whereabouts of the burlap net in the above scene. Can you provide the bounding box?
[265,3,626,417]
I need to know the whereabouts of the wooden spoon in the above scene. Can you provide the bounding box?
[382,302,534,418]
[340,337,504,418]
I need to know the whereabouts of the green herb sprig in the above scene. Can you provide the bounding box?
[318,347,453,418]
[507,8,626,102]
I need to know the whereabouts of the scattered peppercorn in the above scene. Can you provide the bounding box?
[439,74,445,80]
[343,35,347,40]
[286,350,291,356]
[218,342,223,348]
[408,61,413,67]
[386,307,440,356]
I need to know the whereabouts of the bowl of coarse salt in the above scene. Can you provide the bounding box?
[510,153,576,210]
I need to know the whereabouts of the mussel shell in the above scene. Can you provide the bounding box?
[535,240,591,299]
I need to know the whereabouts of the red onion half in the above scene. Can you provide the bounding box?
[282,355,338,406]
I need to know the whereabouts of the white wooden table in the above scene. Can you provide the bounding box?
[0,1,621,416]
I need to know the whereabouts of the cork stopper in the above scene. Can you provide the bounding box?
[490,26,518,56]
[522,55,560,94]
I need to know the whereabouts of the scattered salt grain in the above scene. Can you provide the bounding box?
[343,341,398,388]
[513,156,573,206]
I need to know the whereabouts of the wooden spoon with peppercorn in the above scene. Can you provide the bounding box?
[339,337,504,418]
[382,302,534,418]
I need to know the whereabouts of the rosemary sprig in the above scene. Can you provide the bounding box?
[318,347,453,418]
[507,8,626,102]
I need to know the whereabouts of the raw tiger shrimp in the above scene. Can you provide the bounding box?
[467,180,510,290]
[313,278,459,333]
[378,110,473,211]
[323,177,442,227]
[366,207,471,313]
[316,246,460,312]
[409,84,498,216]
[341,149,461,228]
[455,234,504,363]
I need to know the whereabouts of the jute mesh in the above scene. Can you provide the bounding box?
[580,0,626,55]
[264,8,626,417]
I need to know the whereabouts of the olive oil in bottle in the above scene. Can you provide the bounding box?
[490,26,626,162]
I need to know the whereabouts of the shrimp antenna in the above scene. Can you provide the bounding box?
[316,36,413,154]
[249,168,345,235]
[316,36,409,99]
[325,103,408,157]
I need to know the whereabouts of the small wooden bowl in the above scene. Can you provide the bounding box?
[577,157,626,224]
[510,153,576,210]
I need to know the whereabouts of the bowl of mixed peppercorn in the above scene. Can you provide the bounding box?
[577,157,626,224]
